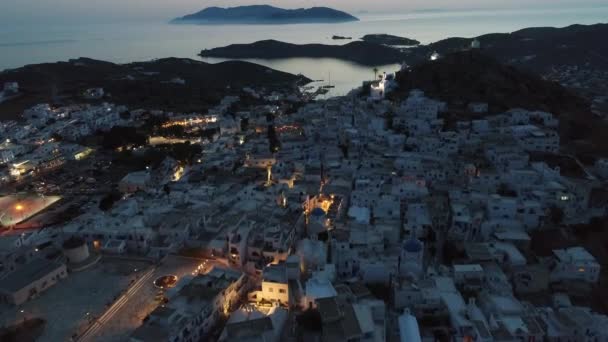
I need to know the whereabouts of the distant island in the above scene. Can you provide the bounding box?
[200,40,404,66]
[172,5,359,24]
[361,34,420,46]
[332,35,352,40]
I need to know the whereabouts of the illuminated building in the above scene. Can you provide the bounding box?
[130,267,246,342]
[74,147,94,161]
[219,304,288,342]
[251,264,290,306]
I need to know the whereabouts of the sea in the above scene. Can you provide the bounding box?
[1,6,608,97]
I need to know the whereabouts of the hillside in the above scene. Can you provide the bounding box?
[200,40,404,65]
[199,23,608,72]
[172,5,358,24]
[0,57,309,120]
[414,23,608,73]
[395,50,608,158]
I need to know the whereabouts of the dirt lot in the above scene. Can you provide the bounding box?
[0,257,151,342]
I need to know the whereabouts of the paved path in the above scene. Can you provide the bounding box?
[77,267,156,341]
[82,255,224,341]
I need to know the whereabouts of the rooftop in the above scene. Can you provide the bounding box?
[553,246,597,263]
[0,258,65,293]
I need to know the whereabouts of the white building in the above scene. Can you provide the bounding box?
[228,223,252,267]
[302,275,337,310]
[550,247,600,284]
[119,171,151,193]
[399,235,424,279]
[453,264,484,285]
[398,309,422,342]
[130,267,246,342]
[509,125,560,153]
[219,305,288,342]
[541,306,608,342]
[370,72,396,100]
[0,258,67,305]
[254,264,290,306]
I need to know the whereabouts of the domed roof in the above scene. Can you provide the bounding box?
[404,237,422,253]
[311,207,326,217]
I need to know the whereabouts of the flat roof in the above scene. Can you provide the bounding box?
[453,264,483,273]
[226,317,273,339]
[0,258,65,293]
[553,247,597,263]
[263,265,287,283]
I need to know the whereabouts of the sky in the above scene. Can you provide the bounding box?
[1,0,606,25]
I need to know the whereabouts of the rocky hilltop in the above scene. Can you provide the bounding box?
[172,5,358,24]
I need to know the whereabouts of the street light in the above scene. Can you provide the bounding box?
[15,204,24,211]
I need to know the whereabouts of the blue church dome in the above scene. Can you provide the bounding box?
[311,207,326,217]
[404,237,422,253]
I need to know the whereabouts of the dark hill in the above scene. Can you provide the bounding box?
[425,23,608,73]
[361,34,420,46]
[200,40,404,65]
[198,23,608,72]
[0,57,308,120]
[396,51,588,117]
[395,50,608,157]
[173,5,358,24]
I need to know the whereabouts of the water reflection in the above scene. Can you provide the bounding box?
[202,57,400,97]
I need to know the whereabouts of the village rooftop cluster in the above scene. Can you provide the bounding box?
[0,61,607,342]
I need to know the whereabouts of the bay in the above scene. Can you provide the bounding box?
[1,6,607,97]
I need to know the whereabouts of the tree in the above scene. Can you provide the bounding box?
[549,206,565,225]
[442,241,465,265]
[172,142,202,164]
[265,112,274,123]
[50,133,63,142]
[385,111,394,130]
[99,192,122,211]
[102,126,147,149]
[497,183,517,197]
[296,310,322,331]
[201,127,219,142]
[338,143,349,159]
[240,117,249,132]
[267,125,280,153]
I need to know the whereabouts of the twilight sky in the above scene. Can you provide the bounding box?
[1,0,606,24]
